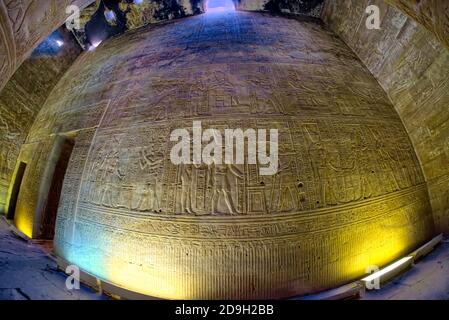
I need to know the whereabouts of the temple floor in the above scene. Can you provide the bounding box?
[362,238,449,300]
[0,216,447,300]
[0,217,106,300]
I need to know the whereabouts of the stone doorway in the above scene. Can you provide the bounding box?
[6,162,27,221]
[39,138,74,240]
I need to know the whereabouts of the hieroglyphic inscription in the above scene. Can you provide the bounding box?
[27,11,433,299]
[323,0,449,232]
[79,118,424,217]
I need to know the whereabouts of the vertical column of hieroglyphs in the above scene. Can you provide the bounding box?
[0,1,95,92]
[0,0,17,210]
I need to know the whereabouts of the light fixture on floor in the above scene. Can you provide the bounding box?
[362,256,413,287]
[362,234,443,290]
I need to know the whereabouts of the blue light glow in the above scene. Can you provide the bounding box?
[31,30,66,57]
[206,0,236,13]
[104,9,117,23]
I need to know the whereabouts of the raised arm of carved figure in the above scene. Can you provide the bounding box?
[229,164,244,179]
[117,168,125,180]
[140,149,163,171]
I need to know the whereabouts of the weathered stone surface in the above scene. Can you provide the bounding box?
[0,1,208,93]
[12,10,435,299]
[0,0,207,213]
[322,0,449,233]
[0,0,93,94]
[234,0,324,17]
[385,0,449,51]
[0,27,82,214]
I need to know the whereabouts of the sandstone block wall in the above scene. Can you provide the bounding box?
[323,0,449,232]
[14,11,435,298]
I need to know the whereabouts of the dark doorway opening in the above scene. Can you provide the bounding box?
[40,138,75,240]
[7,162,27,220]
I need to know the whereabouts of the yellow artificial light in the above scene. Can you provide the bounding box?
[362,256,413,283]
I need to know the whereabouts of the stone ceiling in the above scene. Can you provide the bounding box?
[1,0,448,95]
[0,0,93,93]
[385,0,449,50]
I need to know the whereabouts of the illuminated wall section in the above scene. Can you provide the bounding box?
[0,0,204,218]
[0,28,82,216]
[19,11,435,299]
[322,0,449,233]
[0,0,94,94]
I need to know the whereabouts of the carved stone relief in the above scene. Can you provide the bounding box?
[0,26,82,211]
[323,0,449,233]
[0,0,93,93]
[16,10,435,298]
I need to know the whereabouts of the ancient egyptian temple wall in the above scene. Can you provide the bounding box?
[384,0,449,51]
[0,0,93,93]
[0,0,205,216]
[15,10,435,298]
[0,0,204,93]
[322,0,449,233]
[0,28,82,215]
[0,0,91,213]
